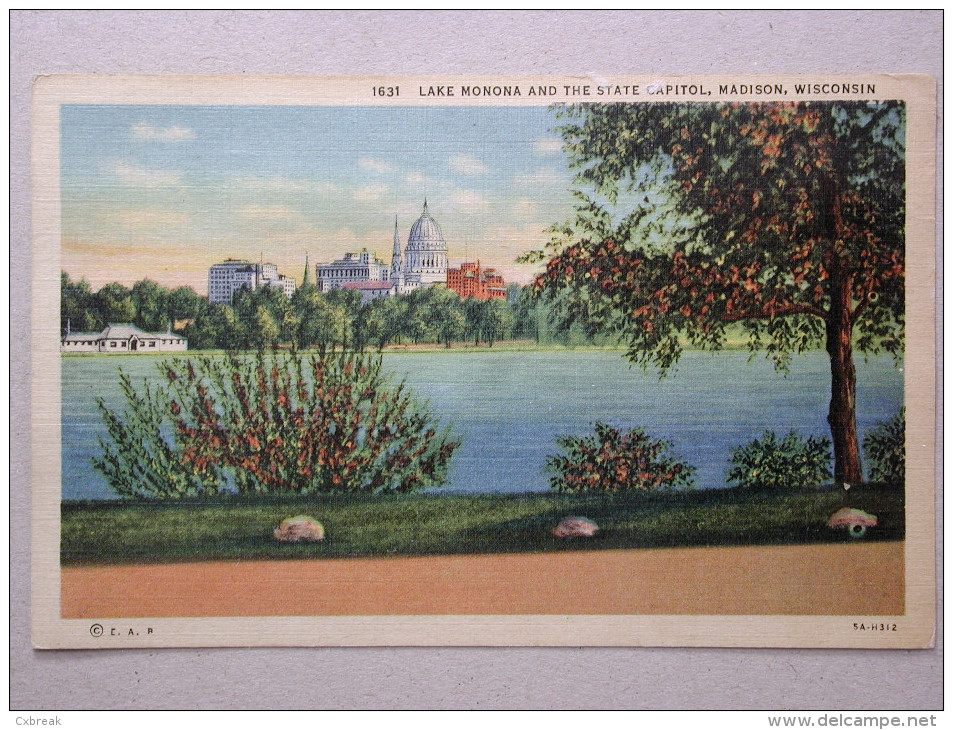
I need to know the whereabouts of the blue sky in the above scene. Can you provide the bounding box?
[60,105,575,293]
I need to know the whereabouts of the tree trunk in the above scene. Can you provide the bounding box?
[825,261,863,485]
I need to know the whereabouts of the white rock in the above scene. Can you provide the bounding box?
[273,515,325,543]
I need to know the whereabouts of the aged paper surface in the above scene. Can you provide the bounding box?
[32,74,936,648]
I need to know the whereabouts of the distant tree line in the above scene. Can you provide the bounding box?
[61,272,620,351]
[61,273,205,334]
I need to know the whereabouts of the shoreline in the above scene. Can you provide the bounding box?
[59,339,790,357]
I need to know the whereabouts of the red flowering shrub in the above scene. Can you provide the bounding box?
[545,422,695,493]
[94,350,460,498]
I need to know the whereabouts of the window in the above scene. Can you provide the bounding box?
[110,342,116,348]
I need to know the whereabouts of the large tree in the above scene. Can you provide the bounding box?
[292,285,348,354]
[232,285,289,349]
[363,296,408,352]
[482,299,515,347]
[182,302,241,350]
[167,285,204,322]
[464,298,489,346]
[93,282,137,327]
[325,289,363,351]
[131,279,170,332]
[527,101,905,484]
[61,272,98,332]
[418,286,466,348]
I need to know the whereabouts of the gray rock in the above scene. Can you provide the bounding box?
[552,516,599,538]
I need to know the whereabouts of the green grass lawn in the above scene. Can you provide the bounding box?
[60,483,904,566]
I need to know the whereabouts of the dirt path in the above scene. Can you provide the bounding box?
[61,542,903,618]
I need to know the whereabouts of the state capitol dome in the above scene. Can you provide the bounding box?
[401,200,448,286]
[406,199,447,252]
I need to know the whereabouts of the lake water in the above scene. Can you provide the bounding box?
[61,349,904,500]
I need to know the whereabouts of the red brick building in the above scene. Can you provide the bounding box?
[446,261,506,300]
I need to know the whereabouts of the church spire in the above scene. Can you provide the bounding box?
[302,252,310,287]
[391,216,402,272]
[422,198,429,215]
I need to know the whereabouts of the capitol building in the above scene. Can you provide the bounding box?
[391,199,449,293]
[315,200,448,297]
[206,201,503,306]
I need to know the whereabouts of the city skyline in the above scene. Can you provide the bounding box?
[60,105,575,294]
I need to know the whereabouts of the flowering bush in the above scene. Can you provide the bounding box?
[93,372,223,499]
[863,410,905,485]
[726,430,832,491]
[544,422,695,492]
[93,350,460,498]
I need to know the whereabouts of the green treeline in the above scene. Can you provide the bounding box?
[61,272,619,351]
[61,273,205,334]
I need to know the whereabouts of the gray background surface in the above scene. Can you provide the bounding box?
[10,10,943,710]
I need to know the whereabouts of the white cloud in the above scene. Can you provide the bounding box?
[404,171,434,187]
[511,168,569,190]
[113,209,189,230]
[111,161,182,188]
[239,205,300,220]
[311,180,341,197]
[358,157,395,174]
[450,189,490,212]
[131,123,196,141]
[229,175,310,193]
[533,136,564,155]
[352,184,390,203]
[450,154,489,176]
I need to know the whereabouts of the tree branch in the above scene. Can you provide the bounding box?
[851,297,869,323]
[721,303,827,323]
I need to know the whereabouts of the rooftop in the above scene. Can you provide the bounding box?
[342,281,393,291]
[63,323,185,341]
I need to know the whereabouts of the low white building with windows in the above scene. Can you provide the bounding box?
[61,324,187,354]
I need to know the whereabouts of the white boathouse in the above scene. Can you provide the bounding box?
[61,323,187,354]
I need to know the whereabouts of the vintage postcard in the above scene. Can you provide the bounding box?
[31,75,936,648]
